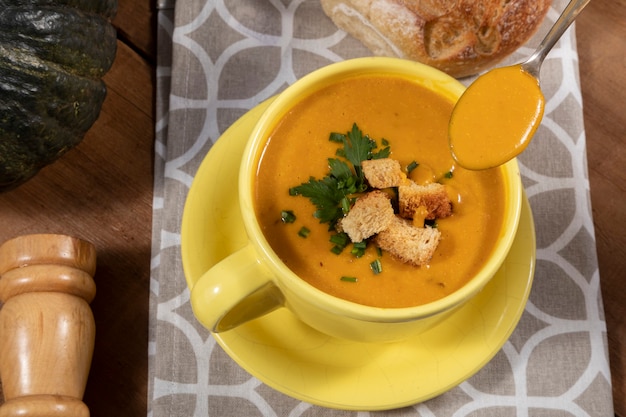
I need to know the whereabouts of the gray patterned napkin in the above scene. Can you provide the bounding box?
[150,1,614,415]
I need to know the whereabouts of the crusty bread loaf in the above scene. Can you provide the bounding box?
[375,216,441,266]
[321,0,551,78]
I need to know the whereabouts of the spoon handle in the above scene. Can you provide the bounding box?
[522,0,591,78]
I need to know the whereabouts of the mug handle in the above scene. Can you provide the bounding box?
[190,244,284,332]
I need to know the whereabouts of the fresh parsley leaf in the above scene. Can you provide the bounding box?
[328,158,352,183]
[371,145,391,159]
[290,176,344,224]
[291,123,392,227]
[344,123,375,170]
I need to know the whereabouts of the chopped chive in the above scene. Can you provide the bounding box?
[330,232,350,255]
[340,196,351,214]
[281,210,296,223]
[381,138,390,146]
[370,259,383,275]
[298,226,310,238]
[329,132,345,143]
[353,241,367,249]
[331,245,344,255]
[345,176,357,194]
[351,241,366,258]
[406,160,419,174]
[376,246,383,257]
[340,276,358,283]
[444,170,454,179]
[351,249,365,258]
[330,232,350,248]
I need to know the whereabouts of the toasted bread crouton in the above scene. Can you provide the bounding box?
[339,191,395,242]
[374,216,441,266]
[398,182,452,220]
[362,158,406,189]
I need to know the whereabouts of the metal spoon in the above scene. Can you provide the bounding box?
[522,0,592,79]
[449,0,592,170]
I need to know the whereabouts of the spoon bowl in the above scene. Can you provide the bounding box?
[449,0,591,170]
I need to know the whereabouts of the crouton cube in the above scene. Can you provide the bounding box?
[374,216,441,266]
[398,182,452,220]
[339,191,395,242]
[362,158,406,188]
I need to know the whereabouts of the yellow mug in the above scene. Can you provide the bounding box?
[188,57,522,343]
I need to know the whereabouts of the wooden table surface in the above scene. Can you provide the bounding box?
[0,1,624,416]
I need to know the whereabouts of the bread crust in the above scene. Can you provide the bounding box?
[339,156,454,265]
[399,182,453,220]
[362,158,406,188]
[375,216,441,266]
[339,190,395,242]
[321,0,551,78]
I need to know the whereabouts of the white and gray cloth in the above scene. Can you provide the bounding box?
[149,0,614,415]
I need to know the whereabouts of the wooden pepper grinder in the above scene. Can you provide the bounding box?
[0,234,97,417]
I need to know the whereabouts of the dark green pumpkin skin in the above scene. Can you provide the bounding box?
[0,0,118,191]
[0,0,117,19]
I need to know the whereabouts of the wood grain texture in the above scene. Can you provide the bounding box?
[0,0,155,414]
[0,0,623,415]
[0,235,96,417]
[113,0,156,60]
[577,1,626,415]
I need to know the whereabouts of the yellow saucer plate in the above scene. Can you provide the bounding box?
[181,99,536,411]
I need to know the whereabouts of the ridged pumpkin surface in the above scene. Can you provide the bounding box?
[0,0,118,191]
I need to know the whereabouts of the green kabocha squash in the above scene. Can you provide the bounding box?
[0,0,118,191]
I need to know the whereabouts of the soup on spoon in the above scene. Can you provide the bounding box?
[448,64,544,170]
[448,0,590,170]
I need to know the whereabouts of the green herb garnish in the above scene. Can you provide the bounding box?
[330,232,350,247]
[340,276,358,283]
[406,160,419,174]
[281,210,296,223]
[329,232,349,254]
[290,123,390,227]
[298,227,311,238]
[331,246,344,255]
[370,259,383,275]
[350,241,367,258]
[289,176,345,225]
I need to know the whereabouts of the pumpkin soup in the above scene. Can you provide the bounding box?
[254,75,506,308]
[449,64,545,170]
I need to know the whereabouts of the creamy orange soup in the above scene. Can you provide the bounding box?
[449,64,545,170]
[255,75,506,308]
